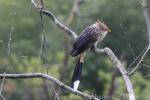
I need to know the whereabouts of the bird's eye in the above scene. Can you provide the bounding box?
[101,27,106,31]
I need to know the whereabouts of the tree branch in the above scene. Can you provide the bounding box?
[0,73,99,100]
[128,0,150,75]
[128,44,150,75]
[94,47,135,100]
[0,72,6,100]
[31,0,78,40]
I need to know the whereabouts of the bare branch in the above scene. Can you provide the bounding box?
[128,46,147,71]
[40,10,78,40]
[0,72,6,100]
[128,0,150,75]
[94,47,135,100]
[143,64,150,69]
[49,81,60,100]
[0,73,99,100]
[129,44,150,75]
[0,72,5,93]
[31,0,78,40]
[31,0,39,8]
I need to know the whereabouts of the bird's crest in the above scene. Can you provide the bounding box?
[95,20,111,32]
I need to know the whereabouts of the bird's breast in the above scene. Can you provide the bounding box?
[90,29,101,41]
[97,31,108,42]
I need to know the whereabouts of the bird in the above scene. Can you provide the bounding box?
[70,20,111,91]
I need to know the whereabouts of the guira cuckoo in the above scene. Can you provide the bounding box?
[70,20,111,90]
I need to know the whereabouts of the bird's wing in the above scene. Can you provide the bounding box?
[75,26,98,52]
[70,26,101,56]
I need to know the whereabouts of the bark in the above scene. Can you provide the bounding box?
[94,48,135,100]
[128,0,150,75]
[0,73,99,100]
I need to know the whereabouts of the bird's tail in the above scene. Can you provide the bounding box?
[71,52,85,91]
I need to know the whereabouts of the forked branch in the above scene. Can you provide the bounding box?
[31,0,78,40]
[0,73,99,100]
[94,48,135,100]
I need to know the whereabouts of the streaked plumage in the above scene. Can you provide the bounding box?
[70,21,110,57]
[70,21,111,90]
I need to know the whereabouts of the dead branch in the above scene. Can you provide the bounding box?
[128,44,150,75]
[0,72,6,100]
[94,47,135,100]
[31,0,78,40]
[128,0,150,75]
[0,73,99,100]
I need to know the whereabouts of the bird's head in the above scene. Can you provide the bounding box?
[93,20,111,33]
